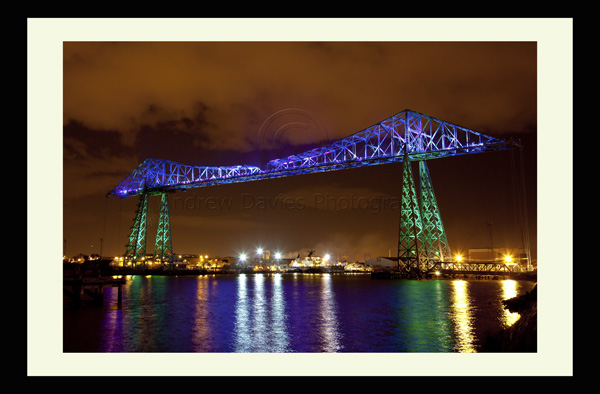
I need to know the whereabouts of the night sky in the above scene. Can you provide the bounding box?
[60,40,539,262]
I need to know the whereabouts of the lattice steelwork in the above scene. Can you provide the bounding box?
[441,262,515,273]
[397,151,429,277]
[154,193,173,267]
[124,191,148,262]
[107,110,519,197]
[108,158,262,197]
[418,160,452,265]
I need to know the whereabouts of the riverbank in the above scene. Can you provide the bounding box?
[479,284,537,352]
[371,270,537,281]
[64,262,365,277]
[64,262,536,282]
[104,268,366,276]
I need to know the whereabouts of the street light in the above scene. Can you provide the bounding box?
[274,252,282,260]
[239,253,247,262]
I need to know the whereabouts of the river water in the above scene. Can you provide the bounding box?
[63,273,535,353]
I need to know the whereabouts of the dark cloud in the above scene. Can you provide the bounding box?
[64,41,536,147]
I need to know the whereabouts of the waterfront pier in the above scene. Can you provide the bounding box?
[63,264,126,305]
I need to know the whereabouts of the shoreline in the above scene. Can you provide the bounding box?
[479,284,538,352]
[81,268,537,282]
[64,262,537,282]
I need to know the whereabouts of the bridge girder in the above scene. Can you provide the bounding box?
[107,109,519,197]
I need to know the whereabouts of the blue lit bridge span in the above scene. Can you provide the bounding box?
[108,109,525,278]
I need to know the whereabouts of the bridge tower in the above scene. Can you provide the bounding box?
[124,190,174,269]
[418,159,452,265]
[125,191,149,266]
[154,192,174,268]
[397,150,452,277]
[397,150,429,278]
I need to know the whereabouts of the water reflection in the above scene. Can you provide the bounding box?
[318,274,342,352]
[233,274,251,351]
[100,292,124,352]
[136,276,162,351]
[501,280,520,328]
[450,280,477,353]
[251,274,268,349]
[192,276,211,351]
[233,274,291,352]
[74,274,536,353]
[432,281,453,351]
[398,281,453,352]
[270,274,290,352]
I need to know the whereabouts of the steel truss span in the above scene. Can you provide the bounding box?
[107,109,521,275]
[107,109,519,197]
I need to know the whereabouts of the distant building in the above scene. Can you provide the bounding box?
[371,257,397,269]
[172,254,200,269]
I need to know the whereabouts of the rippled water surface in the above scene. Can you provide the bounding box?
[63,273,535,353]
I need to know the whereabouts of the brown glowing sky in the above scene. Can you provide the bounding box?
[26,19,571,263]
[60,39,540,261]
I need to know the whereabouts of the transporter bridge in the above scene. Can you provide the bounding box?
[107,109,525,277]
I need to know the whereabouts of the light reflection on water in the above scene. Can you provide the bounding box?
[271,274,290,351]
[233,274,292,352]
[233,274,251,351]
[65,275,535,353]
[396,280,453,352]
[318,274,342,352]
[450,280,477,353]
[192,276,211,351]
[501,280,520,328]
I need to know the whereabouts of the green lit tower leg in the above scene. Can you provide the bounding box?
[125,191,149,268]
[418,160,452,270]
[397,150,429,278]
[154,192,174,270]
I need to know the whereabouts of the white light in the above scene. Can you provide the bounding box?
[275,252,282,259]
[256,248,263,255]
[324,254,330,261]
[239,253,247,261]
